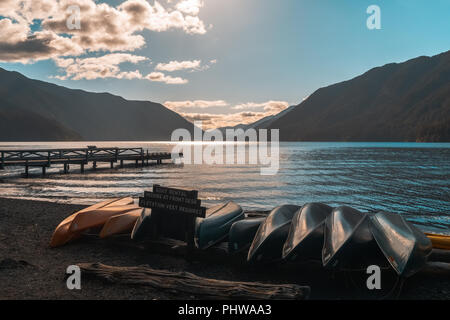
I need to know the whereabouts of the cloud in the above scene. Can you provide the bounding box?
[0,29,84,64]
[176,0,204,15]
[156,60,201,72]
[232,100,289,113]
[170,99,290,129]
[0,0,208,63]
[181,111,269,129]
[164,100,229,110]
[53,53,147,80]
[0,19,29,44]
[166,99,288,113]
[155,59,217,72]
[145,72,188,84]
[53,54,192,84]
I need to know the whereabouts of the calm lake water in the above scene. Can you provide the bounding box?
[0,142,449,231]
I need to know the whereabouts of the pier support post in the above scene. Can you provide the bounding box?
[64,163,68,174]
[120,160,124,168]
[81,163,85,173]
[25,165,29,178]
[135,160,138,167]
[93,161,97,170]
[110,161,114,169]
[42,166,46,176]
[142,158,145,166]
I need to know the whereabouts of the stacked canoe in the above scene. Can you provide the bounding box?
[50,198,245,250]
[50,198,449,277]
[234,204,446,277]
[50,198,142,247]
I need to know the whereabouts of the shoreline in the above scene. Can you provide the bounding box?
[0,197,449,300]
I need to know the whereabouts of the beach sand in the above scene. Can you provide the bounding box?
[0,197,448,300]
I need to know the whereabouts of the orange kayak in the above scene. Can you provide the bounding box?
[425,233,450,250]
[50,197,134,247]
[99,208,143,238]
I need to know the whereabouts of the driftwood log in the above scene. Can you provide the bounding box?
[77,262,310,300]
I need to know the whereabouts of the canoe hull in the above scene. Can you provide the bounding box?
[99,209,143,238]
[50,197,134,247]
[69,205,140,233]
[370,212,432,277]
[228,218,265,254]
[322,206,385,270]
[195,202,244,250]
[282,203,332,262]
[248,205,301,264]
[131,209,153,241]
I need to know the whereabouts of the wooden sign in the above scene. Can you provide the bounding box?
[139,198,206,217]
[153,184,198,199]
[139,185,205,249]
[143,191,201,207]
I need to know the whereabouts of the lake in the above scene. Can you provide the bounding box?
[0,141,449,231]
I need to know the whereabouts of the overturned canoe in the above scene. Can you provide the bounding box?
[195,202,244,250]
[131,208,153,241]
[99,208,143,238]
[248,205,301,263]
[228,218,265,254]
[69,204,140,233]
[50,197,134,247]
[425,233,450,250]
[282,203,333,262]
[370,212,432,277]
[322,206,384,270]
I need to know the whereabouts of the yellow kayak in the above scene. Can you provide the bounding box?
[99,208,143,238]
[50,197,134,247]
[425,233,450,250]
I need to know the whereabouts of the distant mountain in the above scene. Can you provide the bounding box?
[0,68,196,141]
[267,50,450,142]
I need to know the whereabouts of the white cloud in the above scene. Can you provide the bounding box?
[164,100,229,110]
[181,111,268,129]
[53,53,147,80]
[232,101,289,113]
[0,0,208,63]
[155,59,217,72]
[170,100,290,129]
[156,60,201,72]
[176,0,204,15]
[0,19,29,44]
[145,72,188,84]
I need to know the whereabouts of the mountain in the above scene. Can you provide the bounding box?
[267,50,450,142]
[0,103,82,141]
[0,68,196,141]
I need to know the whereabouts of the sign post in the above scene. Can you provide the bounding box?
[139,185,205,250]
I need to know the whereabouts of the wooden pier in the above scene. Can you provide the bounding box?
[0,147,181,177]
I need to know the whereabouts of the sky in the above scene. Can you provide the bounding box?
[0,0,449,128]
